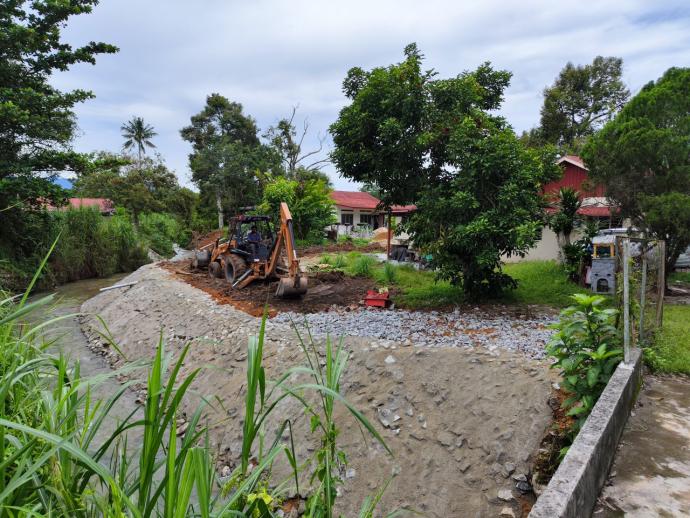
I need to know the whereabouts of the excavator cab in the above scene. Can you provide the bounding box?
[227,216,274,261]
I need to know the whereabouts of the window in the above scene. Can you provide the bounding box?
[359,213,376,227]
[341,212,353,225]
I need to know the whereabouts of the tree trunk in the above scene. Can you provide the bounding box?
[216,190,224,230]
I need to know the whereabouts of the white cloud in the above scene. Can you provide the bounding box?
[50,0,690,190]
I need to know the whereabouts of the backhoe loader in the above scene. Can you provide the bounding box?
[192,202,308,297]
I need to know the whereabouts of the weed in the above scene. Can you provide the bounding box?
[349,254,376,277]
[319,254,333,265]
[380,261,398,284]
[333,254,347,269]
[546,293,622,435]
[645,305,690,374]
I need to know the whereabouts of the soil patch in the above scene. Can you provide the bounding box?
[80,264,555,517]
[160,261,377,317]
[533,389,575,486]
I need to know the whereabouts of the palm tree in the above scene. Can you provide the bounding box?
[121,116,157,163]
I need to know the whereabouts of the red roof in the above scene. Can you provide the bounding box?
[390,204,416,214]
[330,191,381,210]
[544,155,604,199]
[67,198,114,213]
[556,155,587,170]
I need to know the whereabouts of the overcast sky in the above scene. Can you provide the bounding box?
[52,0,690,190]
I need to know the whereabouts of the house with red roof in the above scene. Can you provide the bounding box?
[329,190,416,235]
[48,198,115,215]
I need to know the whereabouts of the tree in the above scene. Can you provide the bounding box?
[264,106,330,178]
[550,187,582,248]
[582,67,690,278]
[0,0,116,258]
[259,177,336,241]
[74,153,185,223]
[181,94,277,229]
[540,57,629,151]
[330,44,559,299]
[121,116,157,163]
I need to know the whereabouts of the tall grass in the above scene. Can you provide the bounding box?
[1,248,398,517]
[138,212,188,257]
[348,254,376,277]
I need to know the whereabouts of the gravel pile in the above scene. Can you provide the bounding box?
[272,307,555,359]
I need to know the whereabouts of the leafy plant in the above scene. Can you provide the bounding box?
[380,261,398,284]
[349,255,376,277]
[546,294,622,434]
[333,254,347,269]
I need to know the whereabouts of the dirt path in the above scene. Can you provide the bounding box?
[80,264,555,517]
[594,374,690,517]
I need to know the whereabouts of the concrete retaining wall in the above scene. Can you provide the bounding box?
[529,348,643,518]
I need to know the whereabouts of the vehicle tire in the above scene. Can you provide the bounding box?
[208,261,222,278]
[195,249,211,268]
[224,254,247,284]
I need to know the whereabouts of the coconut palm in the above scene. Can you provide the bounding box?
[121,116,157,163]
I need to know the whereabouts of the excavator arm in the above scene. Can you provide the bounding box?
[272,202,308,297]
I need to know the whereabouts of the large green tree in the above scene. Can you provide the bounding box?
[538,56,629,151]
[330,44,559,299]
[0,0,117,258]
[121,116,157,163]
[180,94,278,228]
[583,67,690,278]
[74,152,194,224]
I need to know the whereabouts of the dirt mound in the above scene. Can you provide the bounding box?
[80,264,554,517]
[160,261,376,317]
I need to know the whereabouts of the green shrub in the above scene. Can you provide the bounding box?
[380,261,398,284]
[319,254,333,265]
[333,253,347,269]
[546,294,622,436]
[349,254,376,277]
[138,212,184,257]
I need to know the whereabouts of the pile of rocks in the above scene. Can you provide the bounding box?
[272,307,555,359]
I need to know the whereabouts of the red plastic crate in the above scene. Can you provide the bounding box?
[364,290,391,308]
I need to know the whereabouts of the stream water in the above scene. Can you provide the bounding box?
[28,273,143,445]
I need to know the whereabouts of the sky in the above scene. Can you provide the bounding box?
[52,0,690,191]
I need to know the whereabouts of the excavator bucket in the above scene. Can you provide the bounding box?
[275,275,308,298]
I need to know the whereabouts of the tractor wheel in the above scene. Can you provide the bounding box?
[224,254,247,285]
[194,250,211,268]
[208,261,222,278]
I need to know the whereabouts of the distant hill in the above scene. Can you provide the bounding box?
[53,177,74,190]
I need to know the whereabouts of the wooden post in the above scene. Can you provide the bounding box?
[623,238,631,364]
[639,241,647,344]
[386,210,392,259]
[656,240,666,327]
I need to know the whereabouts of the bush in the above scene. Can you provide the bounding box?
[380,261,398,284]
[333,253,347,269]
[138,212,186,257]
[546,294,622,435]
[349,254,376,277]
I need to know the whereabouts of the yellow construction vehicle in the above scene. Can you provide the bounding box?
[193,202,307,297]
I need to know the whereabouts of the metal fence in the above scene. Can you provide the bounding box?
[615,237,666,363]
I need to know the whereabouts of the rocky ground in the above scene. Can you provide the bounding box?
[80,264,556,517]
[275,307,555,360]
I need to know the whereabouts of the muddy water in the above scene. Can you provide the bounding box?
[595,375,690,517]
[28,273,142,444]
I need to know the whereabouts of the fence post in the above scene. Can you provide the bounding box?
[639,241,647,344]
[623,238,631,364]
[656,240,666,327]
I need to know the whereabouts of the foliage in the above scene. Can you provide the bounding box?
[333,253,347,269]
[550,188,581,247]
[121,116,157,162]
[0,260,395,517]
[73,152,198,225]
[502,260,585,307]
[583,67,690,276]
[138,212,188,256]
[330,44,559,300]
[546,294,622,434]
[560,219,599,282]
[181,94,280,226]
[0,0,116,269]
[263,106,330,178]
[260,176,336,241]
[348,254,376,277]
[380,261,398,284]
[645,305,690,375]
[539,56,629,151]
